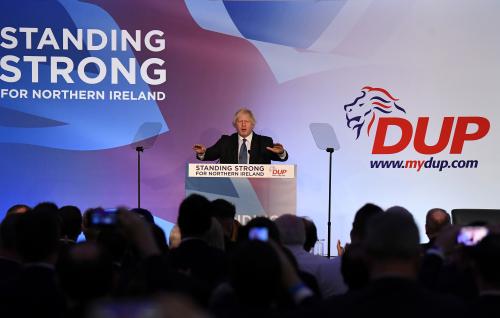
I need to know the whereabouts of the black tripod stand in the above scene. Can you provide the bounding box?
[131,122,163,209]
[309,123,340,259]
[136,146,144,208]
[326,147,334,258]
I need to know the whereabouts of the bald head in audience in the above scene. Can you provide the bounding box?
[425,208,451,241]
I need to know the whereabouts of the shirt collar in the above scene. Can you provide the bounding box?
[238,132,253,144]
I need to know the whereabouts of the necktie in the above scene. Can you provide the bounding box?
[239,138,248,164]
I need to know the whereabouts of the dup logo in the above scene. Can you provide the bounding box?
[268,165,288,176]
[344,86,490,154]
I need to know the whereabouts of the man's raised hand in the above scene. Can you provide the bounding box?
[193,144,206,155]
[266,143,285,155]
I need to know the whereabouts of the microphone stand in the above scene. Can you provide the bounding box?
[326,147,334,258]
[308,123,339,259]
[136,146,144,208]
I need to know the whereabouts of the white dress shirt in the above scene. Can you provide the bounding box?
[238,133,252,164]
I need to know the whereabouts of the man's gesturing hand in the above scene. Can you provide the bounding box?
[193,144,206,155]
[266,143,285,155]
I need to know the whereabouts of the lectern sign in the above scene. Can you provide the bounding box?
[188,164,295,178]
[186,163,297,222]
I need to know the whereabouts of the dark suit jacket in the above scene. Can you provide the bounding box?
[169,239,228,291]
[466,294,500,318]
[306,277,465,318]
[2,264,66,318]
[199,133,288,164]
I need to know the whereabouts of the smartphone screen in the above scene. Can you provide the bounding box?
[248,227,268,241]
[456,226,489,246]
[90,208,118,227]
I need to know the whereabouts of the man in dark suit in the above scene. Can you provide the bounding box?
[168,194,228,305]
[193,108,288,164]
[465,233,500,317]
[302,207,465,318]
[1,203,66,318]
[421,208,451,252]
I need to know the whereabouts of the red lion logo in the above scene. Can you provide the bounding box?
[344,86,406,139]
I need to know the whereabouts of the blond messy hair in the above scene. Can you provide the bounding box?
[232,108,256,127]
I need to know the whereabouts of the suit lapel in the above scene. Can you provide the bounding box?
[249,133,259,164]
[231,133,239,163]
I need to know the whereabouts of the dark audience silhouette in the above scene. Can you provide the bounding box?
[0,197,496,318]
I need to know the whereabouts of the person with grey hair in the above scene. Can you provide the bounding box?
[274,214,347,297]
[193,108,288,164]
